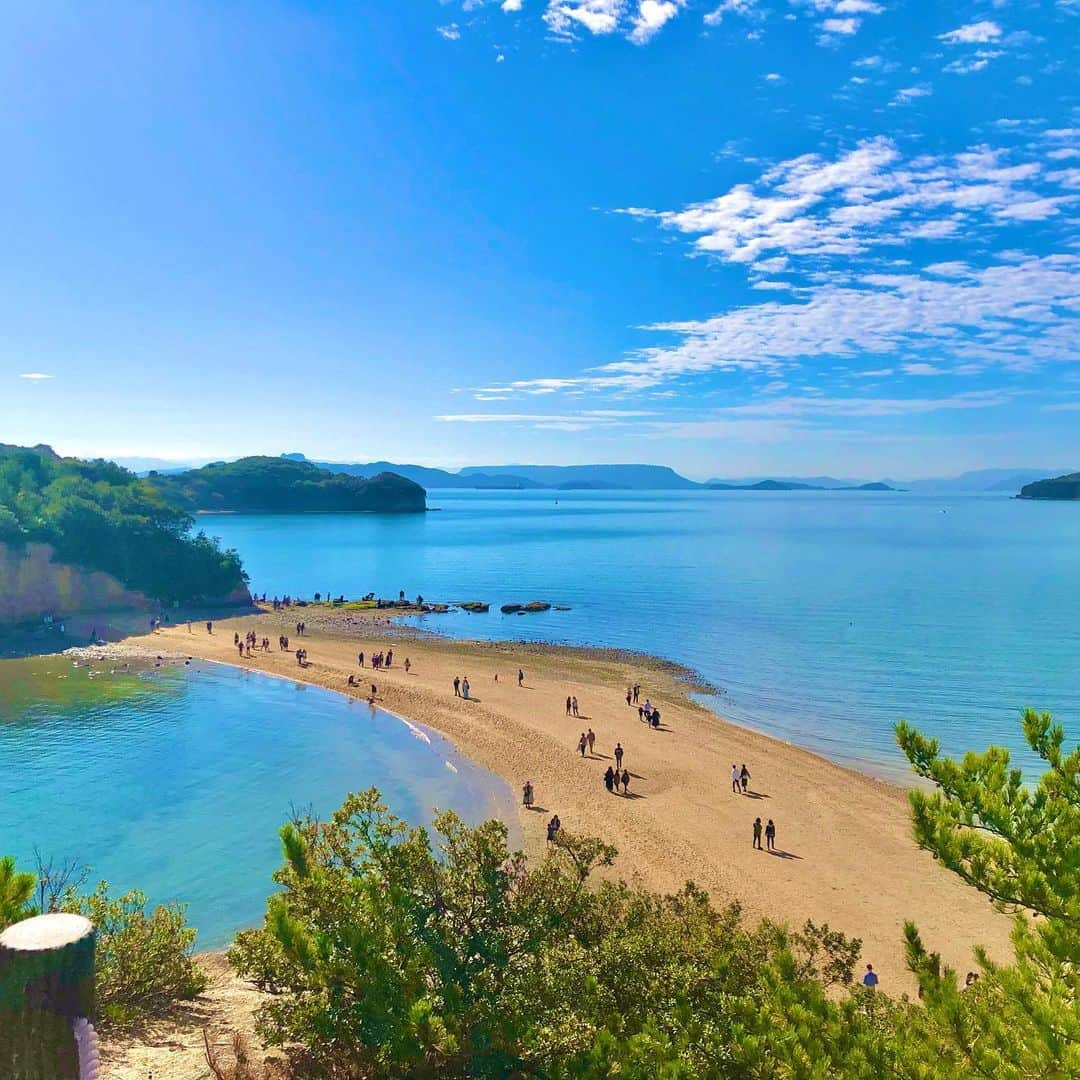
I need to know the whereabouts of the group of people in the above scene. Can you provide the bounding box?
[565,695,581,717]
[367,649,393,670]
[452,675,472,699]
[234,630,273,657]
[751,817,777,851]
[576,730,596,756]
[604,765,631,795]
[294,621,307,637]
[545,814,561,842]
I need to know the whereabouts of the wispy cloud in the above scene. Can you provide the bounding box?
[17,372,53,380]
[938,20,1002,45]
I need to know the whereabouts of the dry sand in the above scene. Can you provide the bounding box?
[102,604,1014,1076]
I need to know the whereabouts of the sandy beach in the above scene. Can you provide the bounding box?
[102,603,1014,1076]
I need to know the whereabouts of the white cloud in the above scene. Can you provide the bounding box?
[821,17,860,35]
[891,83,932,105]
[704,0,758,25]
[502,0,524,9]
[437,22,462,40]
[938,20,1003,45]
[17,372,53,380]
[629,0,684,43]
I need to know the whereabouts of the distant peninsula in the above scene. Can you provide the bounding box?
[148,456,427,514]
[1017,472,1080,501]
[707,479,899,492]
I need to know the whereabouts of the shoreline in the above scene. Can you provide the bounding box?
[118,606,1012,989]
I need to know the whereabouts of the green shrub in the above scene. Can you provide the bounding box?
[60,881,207,1024]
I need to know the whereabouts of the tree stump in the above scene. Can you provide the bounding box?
[0,913,96,1079]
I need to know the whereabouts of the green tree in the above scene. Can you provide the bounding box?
[232,790,889,1079]
[895,709,1080,1079]
[0,855,36,930]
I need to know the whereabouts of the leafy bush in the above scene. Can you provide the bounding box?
[231,790,891,1078]
[59,881,208,1024]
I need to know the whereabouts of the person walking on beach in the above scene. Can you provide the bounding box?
[518,668,525,687]
[404,658,411,674]
[626,687,632,707]
[614,743,624,770]
[578,733,587,757]
[621,769,630,795]
[753,817,763,850]
[862,964,878,990]
[604,766,616,793]
[740,764,751,794]
[358,651,365,667]
[206,621,212,634]
[765,819,776,851]
[572,696,579,718]
[462,676,470,700]
[633,685,640,704]
[523,781,534,809]
[732,765,741,794]
[566,696,572,716]
[587,729,595,754]
[453,676,461,697]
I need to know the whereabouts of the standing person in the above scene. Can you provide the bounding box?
[621,769,630,795]
[370,683,377,701]
[586,728,595,754]
[633,685,640,704]
[765,819,776,851]
[753,817,763,850]
[358,651,365,667]
[572,696,579,718]
[518,668,524,687]
[566,696,572,716]
[578,733,587,757]
[731,765,741,794]
[404,658,411,674]
[462,676,470,700]
[740,764,751,793]
[453,676,461,697]
[614,743,624,770]
[862,964,879,990]
[626,687,632,707]
[206,621,213,634]
[604,766,616,793]
[523,781,534,809]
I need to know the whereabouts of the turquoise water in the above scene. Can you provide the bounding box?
[203,490,1080,780]
[0,657,516,947]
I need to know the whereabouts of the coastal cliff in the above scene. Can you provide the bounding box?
[0,542,152,624]
[148,457,427,513]
[1018,472,1080,500]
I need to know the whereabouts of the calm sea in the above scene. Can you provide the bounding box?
[202,489,1080,781]
[0,658,516,946]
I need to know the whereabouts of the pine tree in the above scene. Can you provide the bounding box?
[895,709,1080,1079]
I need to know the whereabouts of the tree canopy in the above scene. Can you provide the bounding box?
[0,444,247,605]
[148,457,427,514]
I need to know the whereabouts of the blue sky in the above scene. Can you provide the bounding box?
[1,0,1077,479]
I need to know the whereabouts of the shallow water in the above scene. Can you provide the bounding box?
[0,657,517,947]
[202,489,1080,780]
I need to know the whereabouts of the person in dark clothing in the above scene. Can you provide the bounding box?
[765,819,776,851]
[566,696,572,716]
[621,769,630,795]
[753,817,763,850]
[604,766,616,793]
[740,764,751,793]
[453,676,461,697]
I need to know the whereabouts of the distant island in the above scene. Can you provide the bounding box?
[1017,472,1080,501]
[0,444,249,622]
[148,456,427,514]
[707,479,899,492]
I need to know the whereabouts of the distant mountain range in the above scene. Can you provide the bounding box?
[281,456,700,490]
[109,454,1070,495]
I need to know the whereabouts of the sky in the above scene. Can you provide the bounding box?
[1,1,1078,480]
